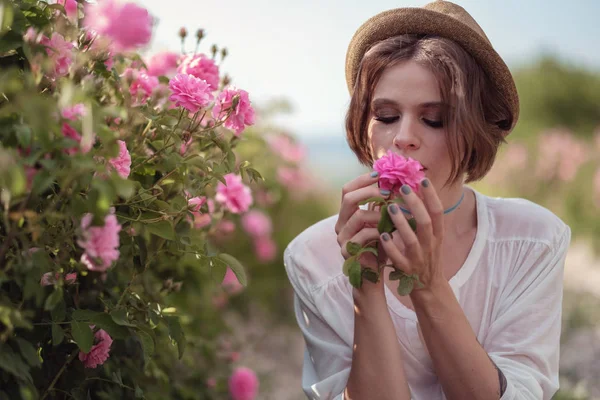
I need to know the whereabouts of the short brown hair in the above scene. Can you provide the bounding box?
[345,34,513,184]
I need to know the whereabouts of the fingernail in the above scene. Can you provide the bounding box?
[370,171,379,178]
[401,185,411,195]
[388,204,398,215]
[421,179,429,188]
[380,189,391,196]
[381,233,390,241]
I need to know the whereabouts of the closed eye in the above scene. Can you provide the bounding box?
[374,116,399,124]
[423,119,443,128]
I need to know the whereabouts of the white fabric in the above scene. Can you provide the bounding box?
[284,188,570,400]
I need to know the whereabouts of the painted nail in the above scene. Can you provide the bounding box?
[381,233,390,241]
[389,204,398,215]
[370,171,379,178]
[421,179,430,188]
[380,189,391,196]
[401,185,411,195]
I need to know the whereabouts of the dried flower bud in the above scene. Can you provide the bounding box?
[222,74,231,87]
[179,27,188,39]
[220,47,228,61]
[196,29,204,41]
[210,44,218,58]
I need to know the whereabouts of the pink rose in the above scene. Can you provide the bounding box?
[228,367,259,400]
[61,123,94,154]
[84,0,152,52]
[60,0,78,20]
[168,73,214,113]
[40,272,77,286]
[212,88,255,136]
[222,267,243,295]
[78,328,113,368]
[188,196,212,229]
[108,140,131,178]
[241,210,272,238]
[254,237,276,263]
[127,69,159,105]
[77,209,122,272]
[217,220,236,234]
[177,54,220,89]
[372,150,425,194]
[61,104,86,121]
[41,32,74,78]
[146,51,180,77]
[215,174,253,214]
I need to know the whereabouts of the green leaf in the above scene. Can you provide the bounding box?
[136,330,154,366]
[357,246,378,257]
[358,196,386,206]
[377,205,395,234]
[145,220,175,241]
[0,343,32,383]
[389,270,404,281]
[44,288,63,311]
[345,241,361,256]
[51,297,66,322]
[135,385,144,399]
[210,257,227,283]
[348,261,362,288]
[397,276,415,296]
[52,324,64,346]
[14,338,40,368]
[408,217,417,233]
[164,316,186,359]
[110,309,135,327]
[362,269,379,284]
[342,257,357,276]
[216,253,247,286]
[71,321,93,353]
[92,313,130,340]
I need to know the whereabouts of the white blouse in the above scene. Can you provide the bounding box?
[284,188,571,400]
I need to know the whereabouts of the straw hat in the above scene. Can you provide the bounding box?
[345,0,519,133]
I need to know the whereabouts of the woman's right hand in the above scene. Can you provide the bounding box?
[335,172,390,270]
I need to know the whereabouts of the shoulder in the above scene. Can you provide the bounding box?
[482,193,570,248]
[284,214,347,296]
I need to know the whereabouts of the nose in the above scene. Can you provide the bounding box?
[392,118,420,151]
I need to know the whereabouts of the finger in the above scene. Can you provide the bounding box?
[387,203,423,264]
[338,210,381,245]
[398,184,433,252]
[340,228,380,259]
[419,178,445,239]
[336,185,390,234]
[380,232,411,274]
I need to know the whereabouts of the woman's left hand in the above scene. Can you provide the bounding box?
[379,179,446,291]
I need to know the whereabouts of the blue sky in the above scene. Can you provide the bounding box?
[139,0,600,139]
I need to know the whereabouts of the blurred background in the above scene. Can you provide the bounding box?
[140,0,600,399]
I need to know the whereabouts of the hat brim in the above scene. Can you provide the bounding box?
[345,7,519,132]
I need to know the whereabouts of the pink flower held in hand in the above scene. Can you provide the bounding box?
[108,140,131,178]
[229,367,259,400]
[77,209,122,272]
[212,88,256,136]
[84,0,152,52]
[222,267,244,295]
[215,174,253,214]
[373,150,425,194]
[178,54,220,89]
[146,51,180,77]
[168,73,214,113]
[78,329,113,368]
[241,210,272,238]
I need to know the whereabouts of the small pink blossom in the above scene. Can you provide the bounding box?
[241,210,272,238]
[40,272,77,286]
[41,32,74,78]
[108,140,131,178]
[215,174,253,214]
[23,27,42,43]
[60,0,78,20]
[212,88,255,136]
[78,329,113,368]
[217,220,236,234]
[228,367,259,400]
[146,51,179,77]
[222,267,244,295]
[78,209,122,272]
[535,129,589,182]
[188,196,212,229]
[254,237,276,263]
[168,73,214,113]
[84,0,152,52]
[206,377,217,389]
[229,351,241,363]
[61,123,94,154]
[127,69,159,105]
[178,54,220,89]
[61,104,86,121]
[373,150,425,194]
[267,135,306,164]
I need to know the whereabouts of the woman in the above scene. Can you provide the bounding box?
[284,1,570,399]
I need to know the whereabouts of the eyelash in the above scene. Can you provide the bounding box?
[374,116,444,128]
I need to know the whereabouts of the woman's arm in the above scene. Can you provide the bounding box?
[344,279,412,400]
[411,279,503,400]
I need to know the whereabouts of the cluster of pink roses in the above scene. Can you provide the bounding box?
[241,210,276,263]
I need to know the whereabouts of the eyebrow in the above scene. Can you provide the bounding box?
[371,98,446,109]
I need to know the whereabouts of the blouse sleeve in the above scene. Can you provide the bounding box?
[482,225,571,400]
[284,247,353,400]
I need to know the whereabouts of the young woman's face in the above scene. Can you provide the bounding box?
[367,60,458,192]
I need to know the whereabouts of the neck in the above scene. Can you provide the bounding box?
[438,184,477,237]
